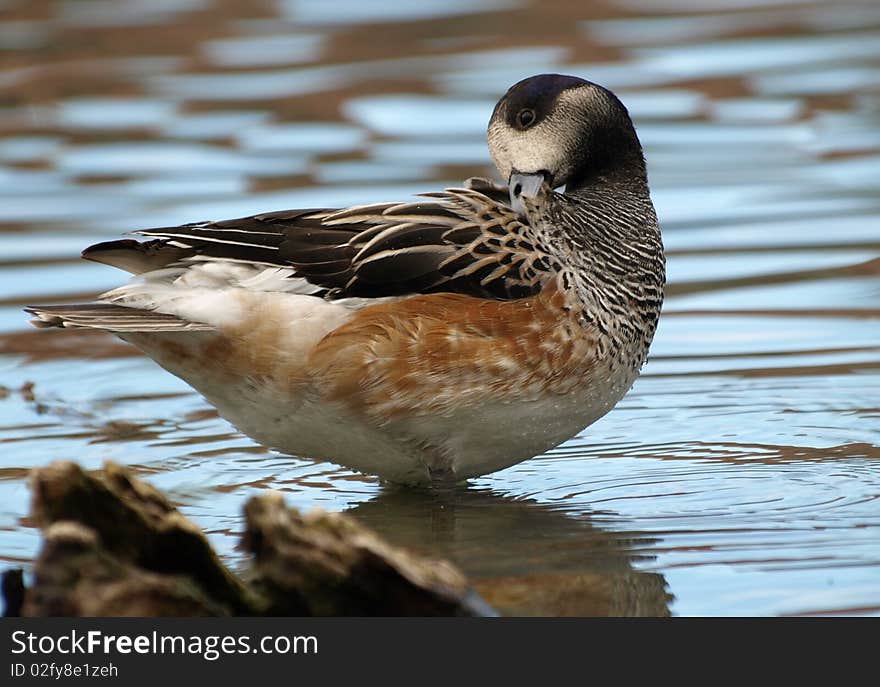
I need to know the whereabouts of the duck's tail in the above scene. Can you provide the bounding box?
[25,303,213,332]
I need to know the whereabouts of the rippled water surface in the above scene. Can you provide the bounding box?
[1,0,878,616]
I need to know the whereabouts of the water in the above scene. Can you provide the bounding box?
[1,0,878,616]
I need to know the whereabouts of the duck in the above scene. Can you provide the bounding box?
[26,74,665,485]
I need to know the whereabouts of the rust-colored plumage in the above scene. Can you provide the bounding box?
[310,279,597,422]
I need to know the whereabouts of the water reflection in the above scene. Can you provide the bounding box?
[349,487,672,616]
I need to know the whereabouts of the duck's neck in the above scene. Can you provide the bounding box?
[564,120,649,195]
[549,162,664,372]
[565,149,648,196]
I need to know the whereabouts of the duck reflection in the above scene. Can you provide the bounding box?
[345,485,672,617]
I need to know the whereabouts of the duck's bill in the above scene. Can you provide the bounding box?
[508,171,549,214]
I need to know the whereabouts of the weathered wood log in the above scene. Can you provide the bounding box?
[5,460,492,617]
[28,460,260,615]
[244,492,494,616]
[21,522,231,616]
[1,567,24,617]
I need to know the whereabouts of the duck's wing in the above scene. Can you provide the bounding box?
[86,179,560,302]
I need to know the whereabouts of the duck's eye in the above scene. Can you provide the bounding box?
[517,108,536,128]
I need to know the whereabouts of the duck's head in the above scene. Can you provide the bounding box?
[488,74,646,207]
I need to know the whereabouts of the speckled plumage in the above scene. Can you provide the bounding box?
[26,74,665,484]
